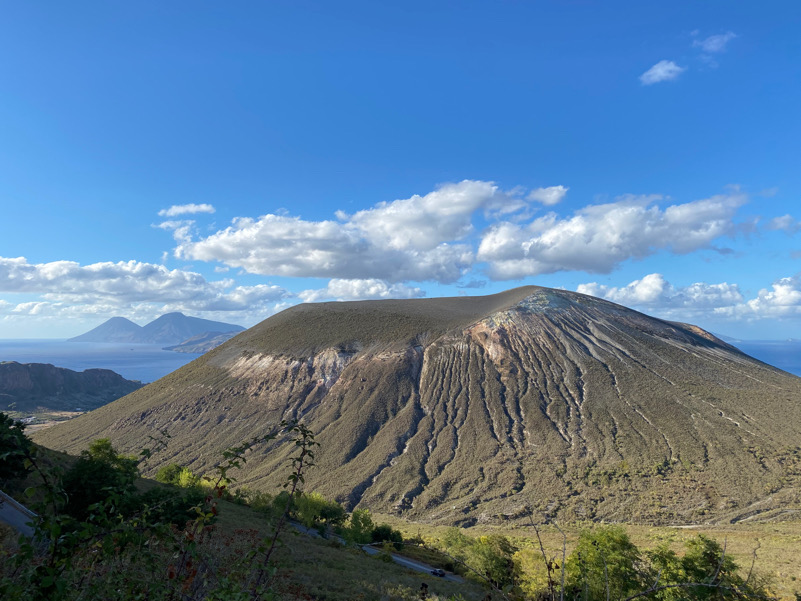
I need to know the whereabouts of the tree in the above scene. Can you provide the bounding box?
[294,491,346,529]
[0,412,32,485]
[565,526,643,601]
[371,523,403,549]
[470,534,520,589]
[61,438,138,520]
[345,508,374,544]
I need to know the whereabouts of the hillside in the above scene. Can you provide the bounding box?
[69,312,244,345]
[66,316,142,343]
[0,361,143,413]
[163,331,240,353]
[36,286,801,526]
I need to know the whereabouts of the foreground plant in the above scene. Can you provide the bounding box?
[0,415,317,601]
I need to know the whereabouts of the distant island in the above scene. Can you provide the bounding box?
[162,331,241,353]
[68,312,245,351]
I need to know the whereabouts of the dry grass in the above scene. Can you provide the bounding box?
[377,513,801,601]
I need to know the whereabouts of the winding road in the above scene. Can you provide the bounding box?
[289,521,463,583]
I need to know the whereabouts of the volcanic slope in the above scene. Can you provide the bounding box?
[35,287,801,525]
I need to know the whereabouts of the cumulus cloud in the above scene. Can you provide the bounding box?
[478,192,746,279]
[586,272,801,323]
[578,273,743,310]
[640,60,686,85]
[693,32,737,54]
[166,183,756,285]
[158,203,216,217]
[718,275,801,319]
[0,256,290,315]
[175,180,521,283]
[299,279,424,303]
[528,185,568,206]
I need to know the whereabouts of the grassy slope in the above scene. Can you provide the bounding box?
[376,513,801,601]
[210,501,489,600]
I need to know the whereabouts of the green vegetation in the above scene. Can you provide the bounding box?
[0,415,322,600]
[2,412,795,600]
[431,523,774,600]
[0,411,32,485]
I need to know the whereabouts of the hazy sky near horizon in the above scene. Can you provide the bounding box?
[1,1,800,339]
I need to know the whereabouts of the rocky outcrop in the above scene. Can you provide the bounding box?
[35,287,801,525]
[0,362,143,413]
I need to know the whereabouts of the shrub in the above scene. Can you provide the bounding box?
[344,508,374,544]
[0,419,318,601]
[371,523,403,550]
[295,491,346,529]
[564,526,642,601]
[0,412,33,485]
[155,463,183,485]
[61,438,138,520]
[470,534,520,589]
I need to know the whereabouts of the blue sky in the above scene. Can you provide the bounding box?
[1,1,800,339]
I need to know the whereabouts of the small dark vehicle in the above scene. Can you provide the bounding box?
[431,569,446,577]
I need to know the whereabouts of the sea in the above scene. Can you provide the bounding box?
[0,338,800,383]
[732,340,801,377]
[0,340,202,384]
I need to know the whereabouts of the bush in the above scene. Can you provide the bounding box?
[0,418,318,601]
[470,534,520,589]
[295,491,346,529]
[344,508,374,544]
[0,412,33,485]
[137,486,207,527]
[61,438,138,520]
[371,523,403,550]
[564,526,642,601]
[155,463,183,485]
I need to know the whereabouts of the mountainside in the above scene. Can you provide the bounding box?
[68,313,244,345]
[139,313,244,344]
[0,361,144,413]
[163,331,240,353]
[68,316,143,343]
[36,287,801,526]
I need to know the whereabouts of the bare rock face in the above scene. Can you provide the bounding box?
[34,287,801,525]
[0,362,143,413]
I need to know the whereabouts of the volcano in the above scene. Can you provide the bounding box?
[35,287,801,525]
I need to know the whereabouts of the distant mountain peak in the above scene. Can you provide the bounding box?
[69,313,244,345]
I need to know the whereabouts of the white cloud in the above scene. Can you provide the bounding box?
[155,219,195,243]
[478,192,746,279]
[719,275,801,320]
[175,180,522,283]
[299,279,424,303]
[11,301,51,315]
[767,215,801,235]
[0,256,290,316]
[640,60,686,85]
[586,273,801,323]
[578,273,743,310]
[158,203,216,217]
[693,32,737,54]
[528,185,568,206]
[152,181,759,291]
